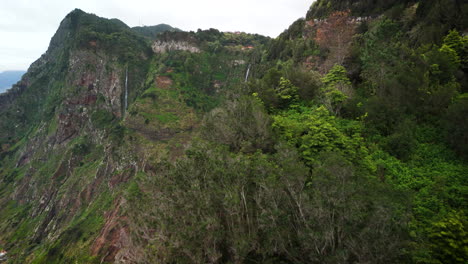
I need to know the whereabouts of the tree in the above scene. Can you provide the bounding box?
[305,152,408,263]
[427,211,468,264]
[360,19,402,98]
[272,105,368,165]
[442,29,468,70]
[321,64,353,115]
[275,77,298,108]
[202,97,273,153]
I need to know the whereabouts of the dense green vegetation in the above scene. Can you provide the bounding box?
[126,1,467,262]
[0,1,467,263]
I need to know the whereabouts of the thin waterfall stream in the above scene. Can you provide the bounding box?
[245,64,251,83]
[124,67,128,112]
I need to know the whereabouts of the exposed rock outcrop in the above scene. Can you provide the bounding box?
[151,40,200,53]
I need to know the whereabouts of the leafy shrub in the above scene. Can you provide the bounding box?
[273,105,369,165]
[427,211,468,264]
[383,119,417,161]
[91,109,115,129]
[202,97,273,153]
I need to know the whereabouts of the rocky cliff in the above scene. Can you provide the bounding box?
[0,8,266,264]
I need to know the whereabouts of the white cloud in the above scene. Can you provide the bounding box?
[0,0,313,71]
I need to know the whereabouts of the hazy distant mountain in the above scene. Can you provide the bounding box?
[0,70,25,93]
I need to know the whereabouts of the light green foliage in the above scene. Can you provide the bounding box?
[439,44,461,66]
[370,127,468,262]
[321,64,352,114]
[322,64,351,87]
[273,105,368,165]
[154,113,179,124]
[427,211,468,264]
[276,77,298,107]
[443,30,467,53]
[202,96,273,152]
[442,29,468,69]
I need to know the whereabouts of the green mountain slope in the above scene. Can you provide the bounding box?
[0,1,467,263]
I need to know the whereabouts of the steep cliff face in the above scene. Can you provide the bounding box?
[0,9,153,263]
[0,8,267,264]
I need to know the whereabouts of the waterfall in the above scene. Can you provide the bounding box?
[124,67,128,111]
[245,64,251,83]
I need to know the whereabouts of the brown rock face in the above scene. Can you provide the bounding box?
[68,50,124,114]
[57,112,80,143]
[53,50,128,144]
[304,11,363,72]
[155,75,173,89]
[91,199,130,263]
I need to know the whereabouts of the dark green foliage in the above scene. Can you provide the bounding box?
[414,0,467,44]
[383,119,417,160]
[357,19,463,120]
[426,211,468,264]
[305,152,409,263]
[285,66,322,101]
[282,19,305,40]
[359,19,409,99]
[128,143,408,263]
[267,20,320,61]
[444,95,468,159]
[91,109,115,129]
[202,97,273,153]
[196,28,223,43]
[69,10,152,65]
[251,64,322,110]
[71,137,91,156]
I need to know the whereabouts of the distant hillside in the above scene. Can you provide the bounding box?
[0,71,25,92]
[132,24,181,39]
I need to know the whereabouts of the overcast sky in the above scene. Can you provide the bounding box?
[0,0,313,72]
